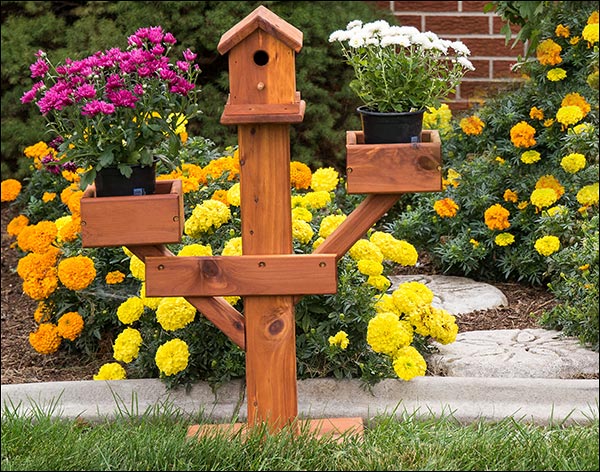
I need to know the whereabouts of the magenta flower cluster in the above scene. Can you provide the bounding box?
[21,26,202,187]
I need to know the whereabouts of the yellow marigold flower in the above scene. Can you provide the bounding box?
[29,323,61,354]
[319,214,347,238]
[562,92,591,117]
[561,153,586,174]
[328,330,349,349]
[555,24,570,38]
[536,38,562,65]
[311,167,339,192]
[427,307,459,345]
[531,188,558,209]
[93,362,126,380]
[357,259,384,276]
[484,204,510,230]
[155,338,189,376]
[292,219,314,244]
[129,255,145,281]
[536,175,564,199]
[222,237,243,256]
[7,214,29,238]
[517,201,529,210]
[433,198,459,218]
[392,281,434,316]
[495,156,505,164]
[184,199,232,238]
[290,161,312,190]
[534,235,560,256]
[24,141,52,160]
[1,179,22,202]
[579,264,590,271]
[556,105,584,128]
[57,255,96,291]
[576,183,599,206]
[547,68,567,81]
[423,104,453,135]
[292,206,313,222]
[349,239,384,263]
[459,115,485,135]
[543,118,555,127]
[301,190,331,209]
[381,238,417,266]
[582,22,599,45]
[56,311,84,341]
[34,301,53,323]
[113,327,143,363]
[545,205,568,217]
[177,243,213,257]
[495,233,515,247]
[529,107,544,120]
[226,183,241,207]
[571,123,594,135]
[367,275,391,291]
[117,296,145,325]
[392,345,426,381]
[503,189,518,203]
[17,220,57,253]
[367,312,413,356]
[156,297,196,331]
[42,192,56,203]
[510,121,536,148]
[373,293,398,315]
[139,282,162,310]
[224,296,240,306]
[470,239,479,247]
[442,168,460,188]
[105,270,126,285]
[520,150,541,164]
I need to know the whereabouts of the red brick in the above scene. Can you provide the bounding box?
[425,15,489,35]
[467,59,491,78]
[462,37,526,57]
[393,1,458,12]
[394,14,422,29]
[492,60,522,78]
[461,1,491,12]
[460,80,521,99]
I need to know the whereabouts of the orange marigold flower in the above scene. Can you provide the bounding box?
[536,38,562,65]
[484,204,511,231]
[57,311,85,341]
[1,179,22,202]
[60,185,80,205]
[23,273,59,300]
[290,161,312,190]
[17,221,58,253]
[555,24,570,38]
[211,189,229,205]
[503,189,518,203]
[29,323,62,354]
[57,255,96,291]
[66,190,83,216]
[433,198,459,218]
[7,214,29,237]
[106,270,126,285]
[510,121,536,148]
[529,107,544,120]
[588,11,599,24]
[459,116,485,135]
[34,301,53,323]
[561,92,591,117]
[42,192,57,202]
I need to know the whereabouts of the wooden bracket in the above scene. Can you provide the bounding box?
[144,254,338,297]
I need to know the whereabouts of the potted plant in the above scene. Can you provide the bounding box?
[21,26,201,196]
[329,20,475,144]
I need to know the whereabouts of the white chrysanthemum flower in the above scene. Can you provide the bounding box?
[380,34,411,48]
[346,20,363,30]
[457,56,475,71]
[348,34,365,48]
[451,40,471,55]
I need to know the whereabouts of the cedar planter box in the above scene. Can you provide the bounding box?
[80,179,184,248]
[345,130,442,194]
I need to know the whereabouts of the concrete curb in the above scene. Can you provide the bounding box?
[2,377,598,426]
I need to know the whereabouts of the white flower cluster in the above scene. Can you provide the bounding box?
[329,20,474,71]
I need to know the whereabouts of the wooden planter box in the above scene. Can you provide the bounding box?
[80,179,184,248]
[345,130,442,194]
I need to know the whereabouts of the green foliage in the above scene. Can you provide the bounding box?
[1,0,391,179]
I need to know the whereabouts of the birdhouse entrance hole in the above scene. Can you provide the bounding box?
[253,50,269,66]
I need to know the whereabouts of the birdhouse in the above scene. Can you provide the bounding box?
[217,5,305,124]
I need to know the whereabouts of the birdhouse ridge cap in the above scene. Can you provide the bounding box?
[217,5,303,55]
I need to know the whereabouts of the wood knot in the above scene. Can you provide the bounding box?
[201,259,220,278]
[269,319,284,335]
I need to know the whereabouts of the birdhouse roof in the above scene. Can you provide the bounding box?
[217,5,303,55]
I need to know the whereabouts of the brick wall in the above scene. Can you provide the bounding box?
[374,1,525,110]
